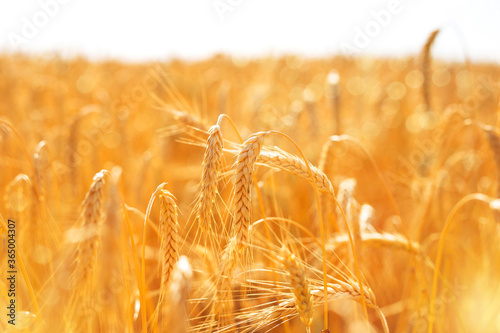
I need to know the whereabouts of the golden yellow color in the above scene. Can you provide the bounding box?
[0,42,499,332]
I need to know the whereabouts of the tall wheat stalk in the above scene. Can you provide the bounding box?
[233,131,269,249]
[197,123,224,232]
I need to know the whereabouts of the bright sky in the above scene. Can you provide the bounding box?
[0,0,498,63]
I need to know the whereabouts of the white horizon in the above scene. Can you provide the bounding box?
[0,0,498,64]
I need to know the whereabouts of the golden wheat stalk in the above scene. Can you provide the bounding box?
[74,170,105,285]
[258,147,335,197]
[321,280,377,306]
[420,29,440,111]
[197,124,224,231]
[158,189,179,302]
[65,170,106,332]
[233,131,269,249]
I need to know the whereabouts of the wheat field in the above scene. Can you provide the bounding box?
[1,31,500,332]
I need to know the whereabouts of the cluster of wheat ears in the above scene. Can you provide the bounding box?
[1,30,500,332]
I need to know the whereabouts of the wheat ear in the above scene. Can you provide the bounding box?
[280,247,313,331]
[158,189,179,301]
[321,280,376,306]
[258,147,335,197]
[197,124,224,231]
[66,171,105,332]
[233,131,269,249]
[74,170,105,285]
[420,29,440,111]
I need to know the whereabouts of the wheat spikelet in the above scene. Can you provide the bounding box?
[164,255,193,333]
[323,280,376,306]
[74,170,105,285]
[158,189,179,301]
[420,29,440,111]
[258,147,335,197]
[233,131,269,249]
[280,246,313,330]
[65,170,105,332]
[197,124,224,231]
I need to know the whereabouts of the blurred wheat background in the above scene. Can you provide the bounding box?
[0,25,500,333]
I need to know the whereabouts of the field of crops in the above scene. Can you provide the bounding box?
[1,31,500,332]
